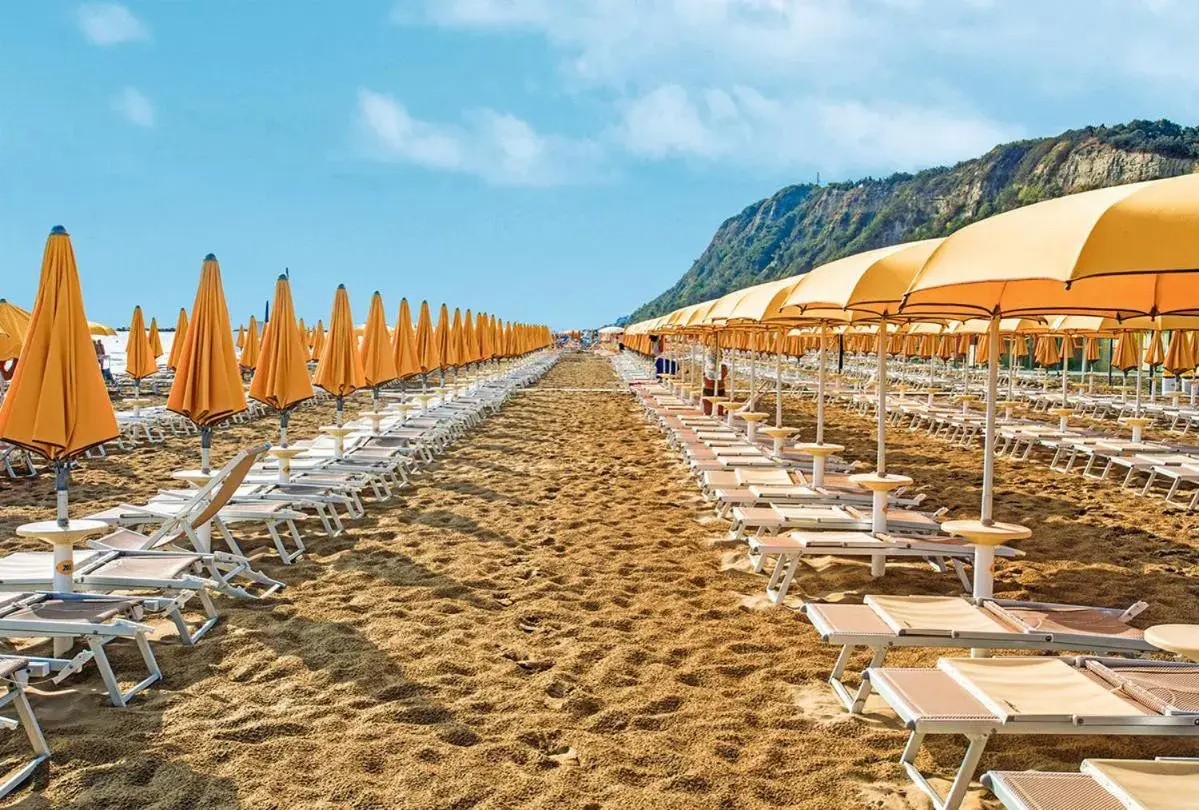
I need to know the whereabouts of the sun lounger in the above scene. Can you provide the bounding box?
[984,757,1199,810]
[868,656,1199,810]
[749,532,1022,604]
[0,592,175,706]
[804,594,1153,713]
[729,504,946,540]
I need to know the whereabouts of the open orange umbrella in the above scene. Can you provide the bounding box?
[239,316,260,371]
[250,275,314,444]
[359,291,397,396]
[310,319,325,361]
[314,284,364,422]
[148,317,163,359]
[125,305,158,384]
[167,308,188,370]
[167,253,247,471]
[392,298,420,379]
[0,225,119,525]
[414,300,440,382]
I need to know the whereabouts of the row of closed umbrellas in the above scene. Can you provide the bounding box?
[0,227,552,527]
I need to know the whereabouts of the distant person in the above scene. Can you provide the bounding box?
[94,339,114,384]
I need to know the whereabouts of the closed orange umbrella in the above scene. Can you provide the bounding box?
[415,301,440,380]
[0,224,118,460]
[167,307,188,370]
[1164,331,1196,378]
[310,319,326,361]
[434,304,455,378]
[297,318,307,346]
[148,317,163,359]
[392,298,420,379]
[1112,332,1140,371]
[0,226,119,531]
[235,324,245,350]
[0,299,31,362]
[1145,330,1165,368]
[170,252,249,474]
[359,291,398,394]
[1083,335,1102,363]
[239,316,260,371]
[125,305,158,383]
[250,275,314,444]
[461,310,480,367]
[314,284,364,422]
[168,253,247,471]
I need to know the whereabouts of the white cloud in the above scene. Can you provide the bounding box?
[112,87,155,127]
[616,84,1018,174]
[356,88,600,186]
[75,3,150,45]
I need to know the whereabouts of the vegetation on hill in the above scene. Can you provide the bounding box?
[630,120,1199,321]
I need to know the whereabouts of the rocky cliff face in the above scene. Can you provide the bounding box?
[630,120,1199,321]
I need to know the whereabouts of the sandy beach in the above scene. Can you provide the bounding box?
[0,352,1195,808]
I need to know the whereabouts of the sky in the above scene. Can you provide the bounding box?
[1,1,1197,330]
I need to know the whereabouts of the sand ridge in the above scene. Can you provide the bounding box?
[0,352,1192,808]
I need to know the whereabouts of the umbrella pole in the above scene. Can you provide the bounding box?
[1061,339,1069,407]
[974,317,1002,601]
[774,329,783,428]
[1135,332,1144,417]
[54,460,70,530]
[279,409,289,447]
[875,318,887,476]
[199,426,212,474]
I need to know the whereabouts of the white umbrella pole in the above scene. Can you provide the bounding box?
[876,318,887,476]
[817,323,827,445]
[1061,338,1069,406]
[976,317,1001,599]
[774,329,783,428]
[1135,332,1144,417]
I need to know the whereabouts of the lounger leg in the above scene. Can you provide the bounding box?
[848,648,886,714]
[870,553,885,577]
[86,634,161,708]
[0,686,50,799]
[767,554,799,603]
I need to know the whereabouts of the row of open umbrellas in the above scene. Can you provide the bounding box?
[0,226,551,526]
[625,173,1199,596]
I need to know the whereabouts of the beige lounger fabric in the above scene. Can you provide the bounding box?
[939,658,1149,719]
[867,595,1007,635]
[1083,758,1199,809]
[998,771,1124,810]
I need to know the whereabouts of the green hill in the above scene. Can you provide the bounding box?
[630,120,1199,322]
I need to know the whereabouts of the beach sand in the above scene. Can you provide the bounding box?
[0,352,1194,808]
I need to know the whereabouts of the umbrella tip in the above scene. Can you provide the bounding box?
[277,273,288,281]
[50,225,67,235]
[337,283,346,290]
[204,252,217,261]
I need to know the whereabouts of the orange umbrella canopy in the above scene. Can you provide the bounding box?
[168,254,247,430]
[310,319,326,361]
[148,316,164,358]
[235,324,245,349]
[475,311,493,362]
[415,300,440,374]
[359,291,398,388]
[167,307,189,370]
[124,305,158,380]
[392,298,420,378]
[314,284,365,398]
[1083,335,1102,363]
[0,226,118,460]
[0,299,32,362]
[250,275,314,412]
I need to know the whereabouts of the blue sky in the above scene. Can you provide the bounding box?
[1,1,1196,330]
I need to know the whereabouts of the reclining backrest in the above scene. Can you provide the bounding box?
[189,444,270,530]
